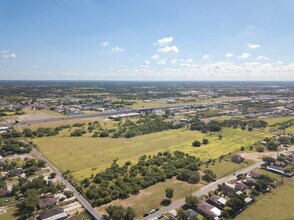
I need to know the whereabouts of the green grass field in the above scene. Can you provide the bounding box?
[98,178,203,218]
[33,127,270,180]
[0,206,34,220]
[262,116,294,125]
[201,159,255,179]
[236,177,294,220]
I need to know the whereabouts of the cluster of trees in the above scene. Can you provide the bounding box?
[192,138,209,147]
[112,116,184,138]
[0,108,24,116]
[202,169,217,182]
[83,151,202,206]
[271,119,294,130]
[190,118,268,133]
[105,205,135,220]
[278,136,294,145]
[190,118,222,133]
[221,119,268,130]
[0,139,32,156]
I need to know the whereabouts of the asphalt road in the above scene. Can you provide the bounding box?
[17,97,251,125]
[144,147,293,220]
[32,148,104,220]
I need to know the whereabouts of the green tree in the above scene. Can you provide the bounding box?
[202,139,209,144]
[185,195,199,208]
[192,140,201,147]
[177,208,189,220]
[165,187,174,200]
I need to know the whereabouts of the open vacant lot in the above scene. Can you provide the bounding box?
[262,116,294,125]
[33,128,270,180]
[236,177,294,220]
[201,159,255,178]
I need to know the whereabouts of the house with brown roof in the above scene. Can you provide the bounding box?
[39,206,67,220]
[221,184,237,197]
[235,182,247,191]
[207,195,227,209]
[197,202,221,219]
[0,189,10,198]
[231,154,244,163]
[38,197,57,209]
[249,170,260,179]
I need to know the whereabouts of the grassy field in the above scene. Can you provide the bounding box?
[201,159,255,179]
[236,177,294,220]
[0,206,17,220]
[18,117,118,130]
[98,178,203,218]
[0,206,34,220]
[261,116,294,125]
[286,125,294,134]
[33,127,270,180]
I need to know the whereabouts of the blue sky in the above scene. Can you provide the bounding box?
[0,0,294,80]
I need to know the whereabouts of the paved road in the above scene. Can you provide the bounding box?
[32,148,103,220]
[17,98,251,125]
[145,147,294,220]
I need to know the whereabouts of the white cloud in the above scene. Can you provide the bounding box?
[170,59,177,64]
[33,65,38,69]
[203,54,209,59]
[154,37,173,46]
[2,50,16,58]
[158,45,179,54]
[151,54,159,60]
[111,46,125,53]
[186,59,194,64]
[277,61,284,65]
[225,53,234,58]
[101,42,109,47]
[139,60,150,71]
[238,52,251,59]
[256,56,269,61]
[248,43,261,49]
[157,59,166,65]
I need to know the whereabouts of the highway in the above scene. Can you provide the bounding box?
[144,147,293,220]
[18,97,251,125]
[32,148,104,220]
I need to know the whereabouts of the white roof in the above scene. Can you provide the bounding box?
[169,210,177,216]
[218,197,227,205]
[245,197,253,203]
[210,207,221,216]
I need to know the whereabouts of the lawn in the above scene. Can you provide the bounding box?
[200,159,255,179]
[98,178,203,218]
[33,128,270,180]
[236,177,294,220]
[0,206,17,220]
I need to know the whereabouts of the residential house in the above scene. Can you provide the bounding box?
[221,184,237,197]
[231,155,244,163]
[39,206,67,220]
[235,182,247,191]
[207,195,227,209]
[266,164,293,177]
[185,209,198,219]
[197,202,221,220]
[0,189,10,198]
[249,170,260,179]
[39,197,57,209]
